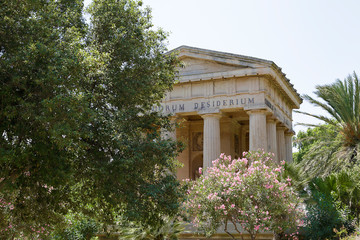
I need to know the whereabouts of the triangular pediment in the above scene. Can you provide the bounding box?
[167,46,302,107]
[179,56,248,76]
[170,45,273,77]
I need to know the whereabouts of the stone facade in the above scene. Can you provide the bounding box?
[158,46,302,239]
[159,45,302,180]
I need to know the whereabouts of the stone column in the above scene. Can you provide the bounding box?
[266,118,277,161]
[276,126,286,163]
[220,118,232,156]
[285,131,294,163]
[247,110,267,151]
[201,113,221,170]
[176,118,190,179]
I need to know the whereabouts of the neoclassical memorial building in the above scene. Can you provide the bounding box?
[156,46,302,181]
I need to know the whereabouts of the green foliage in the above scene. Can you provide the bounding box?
[184,151,303,240]
[52,214,99,240]
[112,215,183,240]
[338,225,360,240]
[299,72,360,146]
[303,171,360,239]
[304,187,342,240]
[293,124,338,163]
[293,124,344,178]
[296,73,360,176]
[293,126,360,232]
[292,127,360,238]
[0,0,181,238]
[282,162,309,198]
[334,226,349,240]
[293,73,360,239]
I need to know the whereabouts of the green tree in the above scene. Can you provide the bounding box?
[303,180,342,240]
[296,72,360,177]
[0,0,181,238]
[52,214,99,240]
[303,171,360,239]
[292,124,342,177]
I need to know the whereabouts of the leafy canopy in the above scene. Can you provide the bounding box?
[0,0,181,238]
[295,73,360,177]
[303,170,360,239]
[293,124,343,177]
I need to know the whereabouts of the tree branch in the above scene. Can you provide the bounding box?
[231,218,245,240]
[224,219,236,240]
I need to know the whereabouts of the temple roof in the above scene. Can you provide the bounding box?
[168,45,302,106]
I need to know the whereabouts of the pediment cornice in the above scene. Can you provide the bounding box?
[168,45,302,107]
[169,45,272,68]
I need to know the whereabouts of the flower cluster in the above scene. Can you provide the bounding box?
[0,198,50,239]
[183,151,303,240]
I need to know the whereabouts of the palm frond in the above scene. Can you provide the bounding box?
[296,72,360,175]
[298,136,343,178]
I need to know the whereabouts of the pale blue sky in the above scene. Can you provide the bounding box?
[85,0,360,133]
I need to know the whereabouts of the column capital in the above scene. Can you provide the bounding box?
[266,117,277,123]
[276,125,287,131]
[266,113,278,122]
[285,130,295,136]
[200,112,222,119]
[246,109,270,115]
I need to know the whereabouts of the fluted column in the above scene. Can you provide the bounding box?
[201,113,221,170]
[285,131,294,163]
[267,118,277,161]
[176,118,190,179]
[220,117,233,156]
[247,110,267,151]
[276,126,286,163]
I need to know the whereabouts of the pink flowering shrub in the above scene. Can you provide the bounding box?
[183,151,303,240]
[0,197,50,239]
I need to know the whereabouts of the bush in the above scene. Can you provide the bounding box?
[303,187,342,239]
[52,214,99,240]
[183,151,303,240]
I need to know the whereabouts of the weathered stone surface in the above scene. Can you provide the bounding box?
[161,45,301,179]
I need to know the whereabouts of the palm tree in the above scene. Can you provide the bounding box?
[296,72,360,177]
